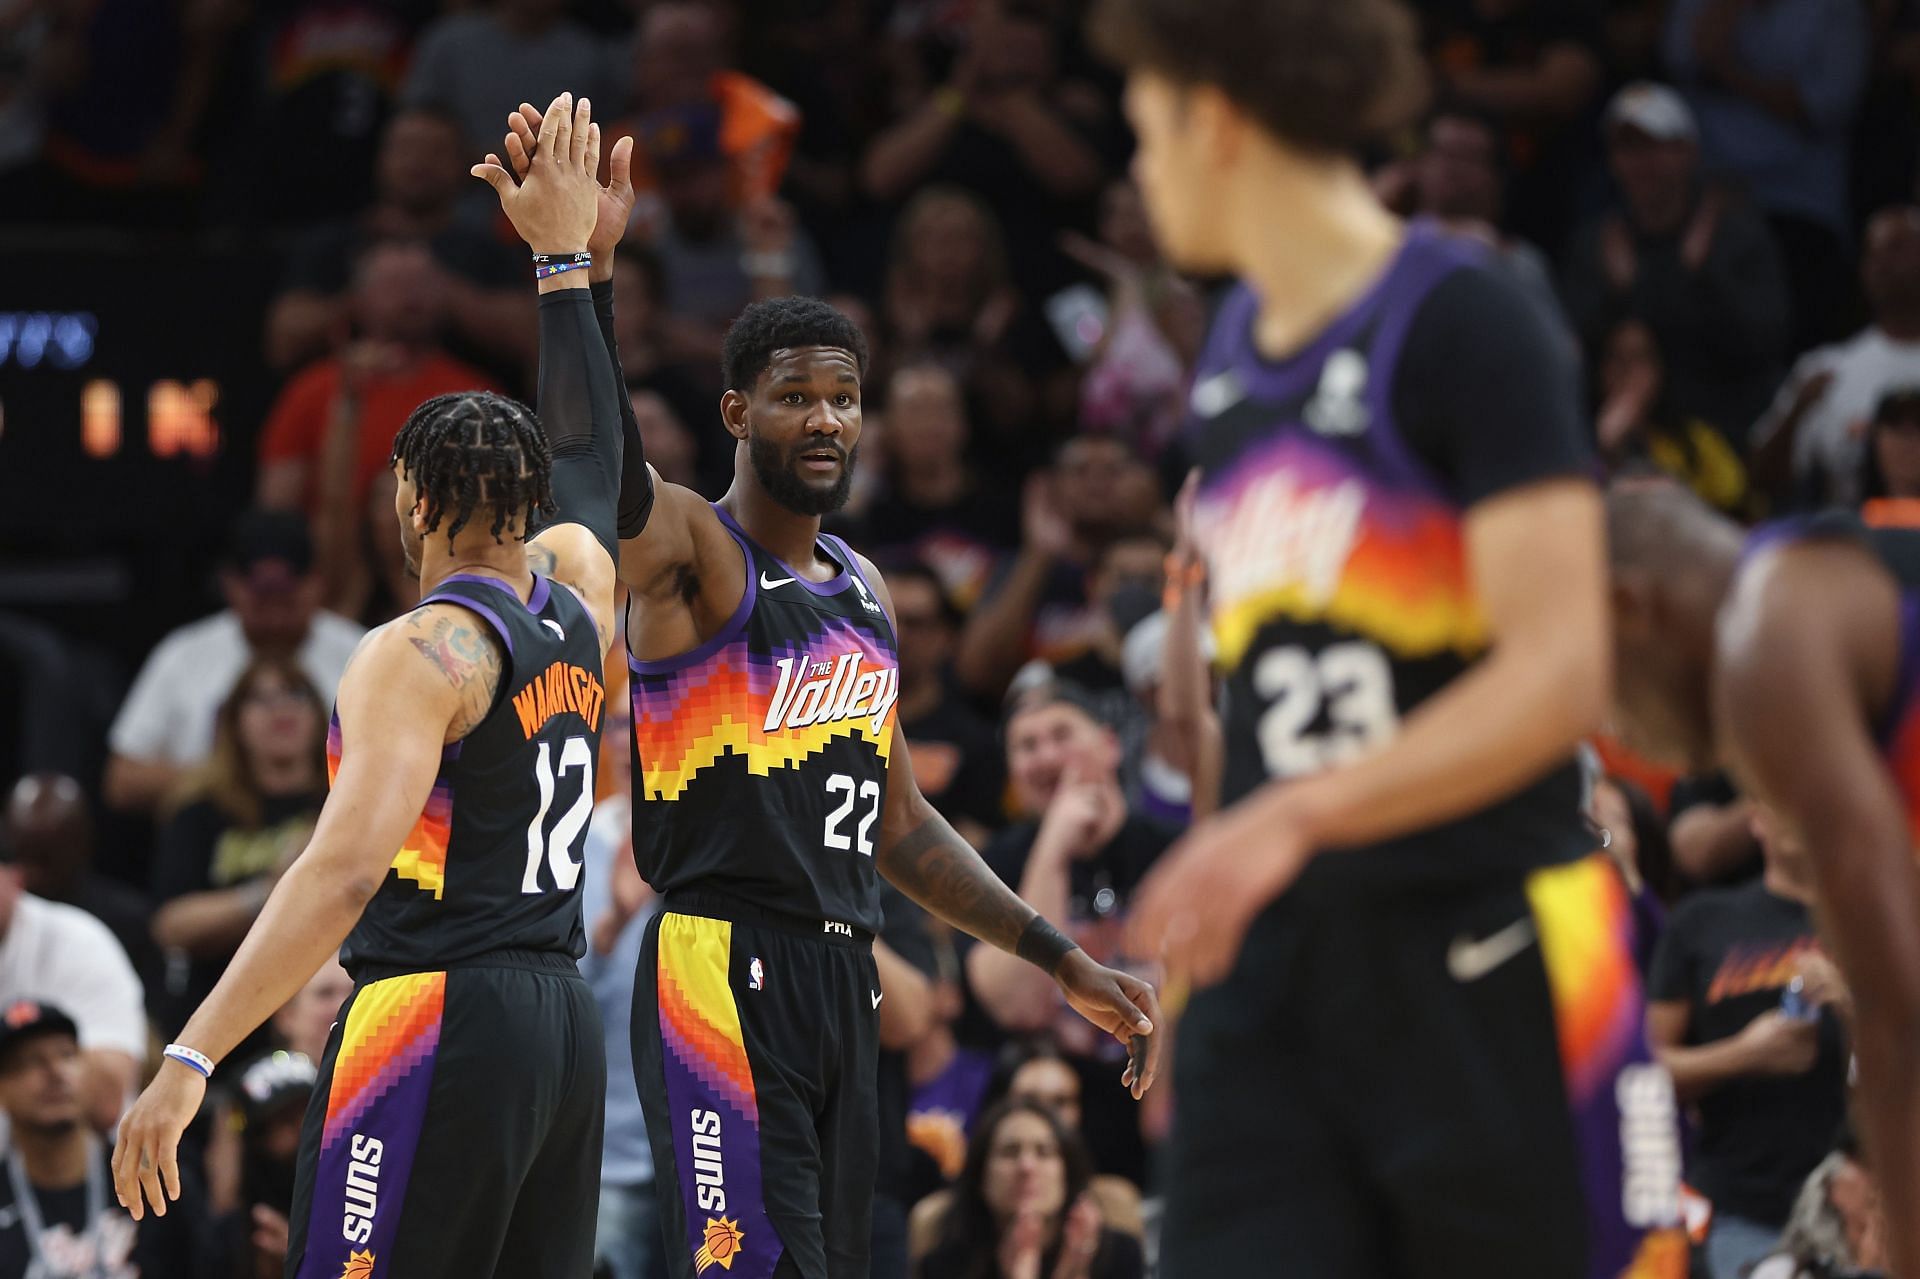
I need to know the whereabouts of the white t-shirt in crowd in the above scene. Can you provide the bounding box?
[107,609,365,768]
[0,893,146,1060]
[1756,326,1920,506]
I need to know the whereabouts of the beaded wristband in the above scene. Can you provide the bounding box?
[163,1043,214,1078]
[535,259,592,280]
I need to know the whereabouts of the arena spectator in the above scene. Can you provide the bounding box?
[235,0,422,229]
[955,436,1160,700]
[864,0,1112,293]
[1588,771,1679,973]
[399,0,620,163]
[1115,611,1211,828]
[0,866,145,1133]
[1562,83,1790,443]
[267,955,349,1066]
[640,105,826,369]
[0,1001,214,1275]
[881,184,1069,452]
[1751,206,1920,510]
[1668,772,1761,887]
[1663,0,1871,348]
[1420,0,1608,256]
[1593,319,1749,514]
[104,512,360,815]
[912,1097,1143,1279]
[906,924,998,1187]
[1,773,155,993]
[857,363,1019,611]
[1749,1127,1891,1279]
[614,1,802,239]
[1020,529,1171,750]
[1061,179,1207,461]
[263,106,534,376]
[1860,386,1920,516]
[1376,106,1576,375]
[875,885,941,1279]
[149,655,326,1040]
[889,563,1005,848]
[206,1049,319,1279]
[579,708,663,1279]
[966,683,1172,1184]
[999,1043,1143,1236]
[1647,806,1852,1279]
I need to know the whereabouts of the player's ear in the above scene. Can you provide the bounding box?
[721,389,751,442]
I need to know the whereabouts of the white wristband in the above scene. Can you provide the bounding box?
[162,1043,214,1078]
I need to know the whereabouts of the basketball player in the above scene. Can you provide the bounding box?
[113,93,629,1278]
[1087,1,1686,1274]
[496,99,1161,1279]
[1608,481,1920,1278]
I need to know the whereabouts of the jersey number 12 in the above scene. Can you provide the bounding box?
[523,736,595,893]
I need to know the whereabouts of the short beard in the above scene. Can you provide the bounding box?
[749,432,858,516]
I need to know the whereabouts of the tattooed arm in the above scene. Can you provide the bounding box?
[861,555,1161,1098]
[114,608,485,1219]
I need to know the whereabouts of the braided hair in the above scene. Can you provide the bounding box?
[389,391,555,548]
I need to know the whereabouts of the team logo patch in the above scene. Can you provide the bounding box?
[339,1250,376,1279]
[695,1217,744,1272]
[748,957,764,991]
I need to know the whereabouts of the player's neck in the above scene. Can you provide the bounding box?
[13,1123,89,1189]
[1228,154,1404,361]
[416,542,535,602]
[720,484,829,578]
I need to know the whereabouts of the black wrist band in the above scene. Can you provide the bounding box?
[1016,915,1079,976]
[531,251,592,266]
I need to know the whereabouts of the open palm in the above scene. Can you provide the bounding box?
[499,101,635,263]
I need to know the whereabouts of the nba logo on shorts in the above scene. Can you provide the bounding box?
[748,957,764,991]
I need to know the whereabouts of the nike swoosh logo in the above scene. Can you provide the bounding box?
[760,572,796,590]
[541,618,566,641]
[1446,918,1537,983]
[871,990,883,1010]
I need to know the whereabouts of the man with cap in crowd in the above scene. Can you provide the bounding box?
[103,510,365,814]
[0,1000,211,1276]
[1561,80,1791,441]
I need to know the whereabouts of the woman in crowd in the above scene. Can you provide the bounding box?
[916,1097,1143,1279]
[150,654,328,1037]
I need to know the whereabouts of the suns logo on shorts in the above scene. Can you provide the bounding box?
[338,1250,375,1279]
[694,1217,744,1272]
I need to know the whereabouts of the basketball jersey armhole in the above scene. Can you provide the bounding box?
[626,514,760,676]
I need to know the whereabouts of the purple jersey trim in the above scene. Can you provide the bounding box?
[628,512,759,675]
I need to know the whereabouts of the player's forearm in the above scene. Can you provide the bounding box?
[879,803,1079,978]
[954,551,1053,694]
[538,283,625,560]
[1259,637,1605,854]
[173,851,379,1064]
[1654,1038,1754,1103]
[588,279,654,539]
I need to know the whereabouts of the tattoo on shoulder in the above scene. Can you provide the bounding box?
[527,544,558,576]
[406,613,503,732]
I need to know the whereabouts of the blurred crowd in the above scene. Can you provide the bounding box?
[3,0,1920,1275]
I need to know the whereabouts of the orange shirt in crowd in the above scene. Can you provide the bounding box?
[259,353,502,510]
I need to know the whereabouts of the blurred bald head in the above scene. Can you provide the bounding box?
[2,774,92,900]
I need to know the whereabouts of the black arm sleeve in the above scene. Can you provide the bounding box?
[589,278,656,538]
[538,288,625,561]
[1391,263,1594,508]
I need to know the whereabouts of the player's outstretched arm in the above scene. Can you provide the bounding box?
[110,608,487,1223]
[860,557,1160,1098]
[1716,544,1920,1279]
[1131,477,1609,987]
[474,93,622,652]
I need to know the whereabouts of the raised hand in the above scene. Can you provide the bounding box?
[501,100,636,271]
[471,92,600,257]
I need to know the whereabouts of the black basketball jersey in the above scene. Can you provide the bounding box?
[1184,223,1590,886]
[628,505,898,933]
[336,573,607,976]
